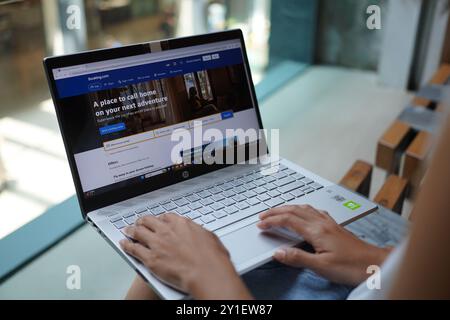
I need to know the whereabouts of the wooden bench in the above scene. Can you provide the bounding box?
[401,131,432,194]
[412,64,450,109]
[373,175,409,214]
[375,121,416,174]
[341,160,409,215]
[339,160,372,197]
[376,64,448,195]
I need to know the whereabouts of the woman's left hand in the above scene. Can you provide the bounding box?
[120,213,252,299]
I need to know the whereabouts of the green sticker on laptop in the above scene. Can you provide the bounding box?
[343,200,361,210]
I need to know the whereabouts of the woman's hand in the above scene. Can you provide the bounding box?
[258,205,391,286]
[120,213,252,300]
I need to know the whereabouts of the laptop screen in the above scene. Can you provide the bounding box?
[47,32,263,212]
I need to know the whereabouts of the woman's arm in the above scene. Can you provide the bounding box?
[389,114,450,299]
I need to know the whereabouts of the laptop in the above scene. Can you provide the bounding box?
[43,29,377,299]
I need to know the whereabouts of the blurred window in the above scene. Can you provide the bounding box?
[0,0,271,239]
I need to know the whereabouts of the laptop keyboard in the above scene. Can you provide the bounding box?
[110,164,323,233]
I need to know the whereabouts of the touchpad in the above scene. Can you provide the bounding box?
[220,222,298,267]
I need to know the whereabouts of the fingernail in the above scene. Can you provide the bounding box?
[119,239,127,247]
[256,222,266,229]
[274,249,286,260]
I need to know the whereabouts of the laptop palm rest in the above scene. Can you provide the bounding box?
[220,222,298,274]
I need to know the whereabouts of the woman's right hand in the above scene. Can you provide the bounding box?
[257,205,391,286]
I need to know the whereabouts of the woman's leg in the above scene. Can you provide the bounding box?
[125,275,160,300]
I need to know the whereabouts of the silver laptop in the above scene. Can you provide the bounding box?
[43,30,377,299]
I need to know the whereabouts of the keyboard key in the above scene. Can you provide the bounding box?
[243,190,257,198]
[292,173,305,180]
[135,207,148,214]
[186,194,200,202]
[265,197,284,208]
[267,190,281,198]
[188,202,202,210]
[221,198,235,206]
[273,171,288,179]
[199,206,213,215]
[110,216,122,223]
[224,205,239,214]
[254,187,267,194]
[246,197,260,206]
[209,187,222,194]
[302,187,315,194]
[162,202,177,211]
[213,210,228,219]
[241,176,253,183]
[196,190,211,198]
[192,218,204,226]
[159,200,171,206]
[200,198,214,206]
[219,182,233,191]
[205,203,269,232]
[114,220,127,229]
[243,182,257,190]
[257,194,271,202]
[186,211,201,220]
[231,179,244,187]
[281,193,295,202]
[300,185,312,191]
[125,215,139,225]
[176,206,191,215]
[290,189,305,197]
[274,176,295,187]
[212,194,225,202]
[222,190,235,198]
[233,186,246,193]
[150,206,165,215]
[232,194,246,202]
[284,168,297,175]
[310,182,324,190]
[278,181,304,194]
[263,176,276,183]
[174,198,189,207]
[201,215,216,224]
[254,179,266,187]
[301,177,314,185]
[123,212,135,219]
[210,202,225,210]
[236,201,250,210]
[263,183,277,190]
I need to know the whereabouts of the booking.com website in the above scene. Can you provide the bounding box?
[52,40,261,198]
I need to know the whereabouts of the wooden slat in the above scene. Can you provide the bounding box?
[436,103,446,112]
[339,160,372,197]
[376,121,415,174]
[430,64,450,84]
[412,64,450,108]
[402,131,432,190]
[374,175,408,214]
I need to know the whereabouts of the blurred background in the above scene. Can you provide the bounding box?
[0,0,449,298]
